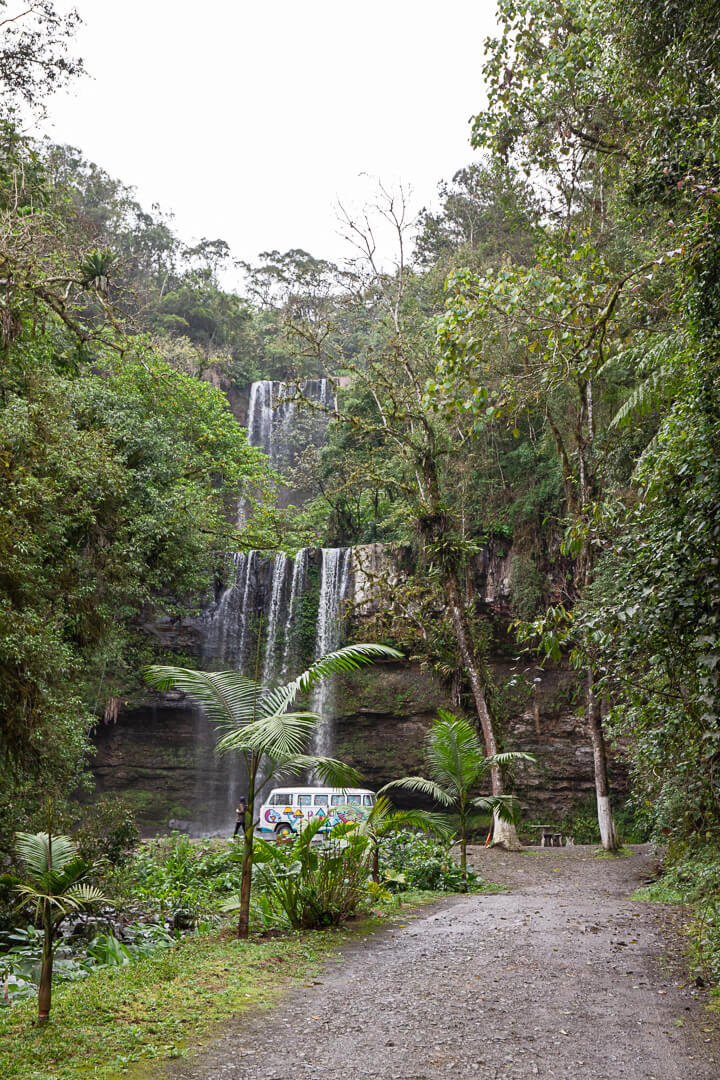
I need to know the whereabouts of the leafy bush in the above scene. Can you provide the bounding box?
[251,818,371,929]
[557,799,651,846]
[75,797,140,868]
[639,844,720,987]
[0,923,174,1006]
[379,833,476,892]
[106,835,244,924]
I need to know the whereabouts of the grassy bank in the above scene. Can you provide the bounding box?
[634,843,720,994]
[1,924,348,1080]
[1,896,440,1080]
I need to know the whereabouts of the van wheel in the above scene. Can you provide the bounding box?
[275,823,293,840]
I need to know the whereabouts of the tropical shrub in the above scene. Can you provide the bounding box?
[0,922,174,1007]
[379,833,477,893]
[381,711,533,886]
[2,832,107,1021]
[106,835,244,925]
[75,797,140,869]
[250,817,371,929]
[146,641,400,938]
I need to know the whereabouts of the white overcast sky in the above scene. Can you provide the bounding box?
[43,1,498,273]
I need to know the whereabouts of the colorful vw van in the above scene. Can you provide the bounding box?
[257,786,376,839]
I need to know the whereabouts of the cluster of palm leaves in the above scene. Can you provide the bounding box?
[381,710,535,886]
[3,831,107,1022]
[145,641,402,938]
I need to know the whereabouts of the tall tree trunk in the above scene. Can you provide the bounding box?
[459,806,468,892]
[587,668,619,851]
[237,760,258,939]
[237,820,254,939]
[37,915,53,1023]
[444,572,522,850]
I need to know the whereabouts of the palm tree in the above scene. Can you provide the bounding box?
[359,795,454,883]
[146,642,401,938]
[10,830,107,1023]
[380,711,535,889]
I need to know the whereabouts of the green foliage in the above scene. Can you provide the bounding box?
[0,343,271,810]
[639,844,720,986]
[0,923,174,1006]
[382,712,533,883]
[74,797,139,870]
[379,832,476,893]
[106,836,244,923]
[510,554,546,620]
[251,817,371,929]
[145,643,401,936]
[0,924,341,1079]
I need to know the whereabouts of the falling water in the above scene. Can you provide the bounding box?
[194,551,254,835]
[245,379,336,469]
[262,552,290,685]
[311,548,352,757]
[246,380,275,458]
[281,548,309,679]
[202,552,250,666]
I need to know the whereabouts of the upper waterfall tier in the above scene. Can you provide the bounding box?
[246,378,336,469]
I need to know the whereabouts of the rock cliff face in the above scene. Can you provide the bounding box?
[331,660,614,819]
[91,541,625,834]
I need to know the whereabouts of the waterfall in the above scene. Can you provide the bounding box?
[262,552,290,685]
[246,381,274,457]
[246,378,336,469]
[190,377,347,831]
[195,551,255,835]
[281,547,308,679]
[202,552,251,666]
[311,547,352,757]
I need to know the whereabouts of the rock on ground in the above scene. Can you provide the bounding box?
[161,845,720,1080]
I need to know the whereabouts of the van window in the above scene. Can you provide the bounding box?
[330,794,345,806]
[270,793,293,806]
[363,795,373,807]
[297,794,312,807]
[345,794,361,805]
[314,794,329,806]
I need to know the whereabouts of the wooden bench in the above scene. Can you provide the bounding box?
[528,825,565,847]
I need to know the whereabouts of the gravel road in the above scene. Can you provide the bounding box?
[162,845,720,1080]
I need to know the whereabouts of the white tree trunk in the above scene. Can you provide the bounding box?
[596,793,619,851]
[492,810,523,851]
[586,669,619,851]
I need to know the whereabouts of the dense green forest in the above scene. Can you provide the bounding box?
[1,0,719,970]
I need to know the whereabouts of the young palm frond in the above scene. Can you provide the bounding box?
[216,711,319,757]
[14,832,78,876]
[270,755,361,789]
[361,795,454,839]
[488,751,536,767]
[293,643,402,694]
[426,712,482,793]
[12,830,109,1023]
[144,667,264,727]
[473,793,518,823]
[379,776,455,805]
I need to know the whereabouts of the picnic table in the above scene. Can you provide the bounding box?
[528,824,565,847]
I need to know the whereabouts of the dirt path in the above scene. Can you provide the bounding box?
[163,845,720,1080]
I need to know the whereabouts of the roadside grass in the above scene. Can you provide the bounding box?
[632,879,685,904]
[0,892,438,1080]
[594,845,634,858]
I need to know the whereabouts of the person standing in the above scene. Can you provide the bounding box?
[233,796,247,838]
